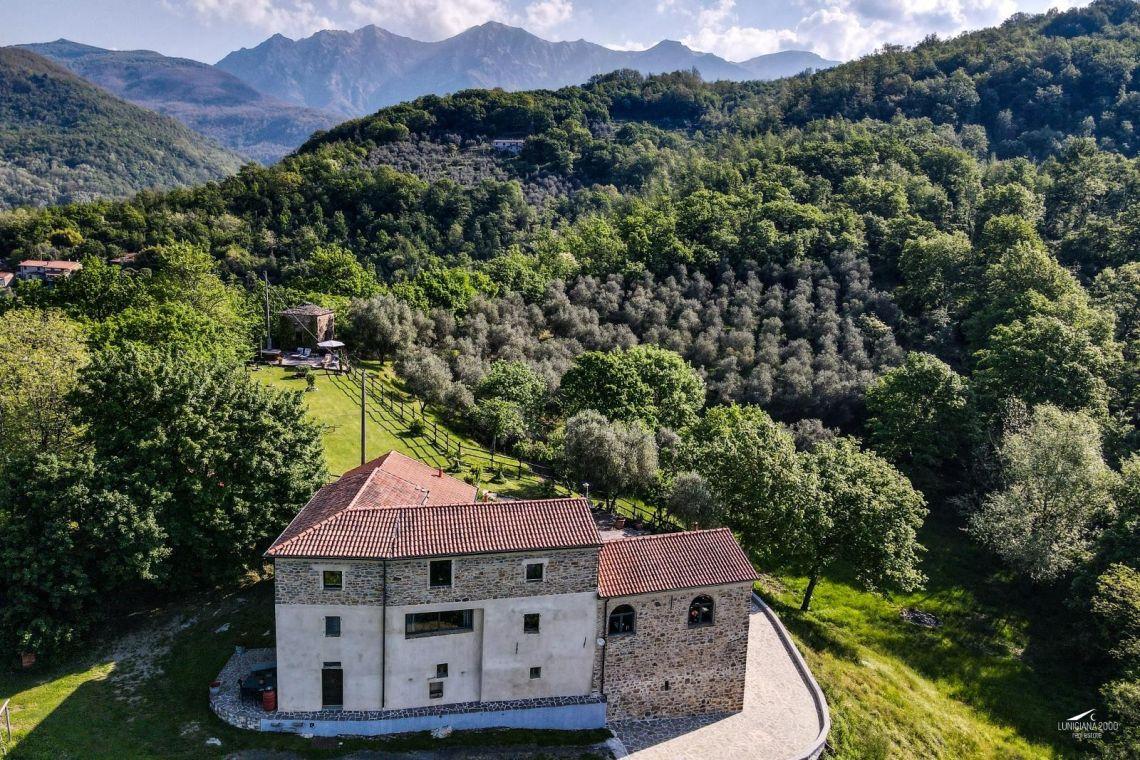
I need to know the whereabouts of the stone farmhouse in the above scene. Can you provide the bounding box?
[260,450,758,735]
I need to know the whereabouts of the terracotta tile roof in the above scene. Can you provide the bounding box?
[268,451,477,550]
[267,498,601,559]
[597,528,758,597]
[18,259,83,270]
[0,272,13,287]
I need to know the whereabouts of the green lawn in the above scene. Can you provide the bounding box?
[256,363,559,498]
[763,516,1099,759]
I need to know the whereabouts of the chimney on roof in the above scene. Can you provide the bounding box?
[436,466,442,477]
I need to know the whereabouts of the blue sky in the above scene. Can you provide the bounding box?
[1,0,1080,64]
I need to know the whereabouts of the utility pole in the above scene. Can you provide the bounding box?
[263,271,272,350]
[360,367,367,466]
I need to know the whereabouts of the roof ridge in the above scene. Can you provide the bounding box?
[345,468,429,510]
[606,526,731,544]
[269,468,382,554]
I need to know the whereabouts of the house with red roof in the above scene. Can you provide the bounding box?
[254,450,757,735]
[17,259,82,282]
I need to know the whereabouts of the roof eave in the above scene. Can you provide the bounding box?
[267,540,604,562]
[598,575,759,599]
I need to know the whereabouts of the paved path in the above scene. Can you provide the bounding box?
[610,598,826,760]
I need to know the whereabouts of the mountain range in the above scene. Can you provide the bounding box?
[19,40,340,164]
[0,23,836,205]
[216,22,839,117]
[0,46,241,209]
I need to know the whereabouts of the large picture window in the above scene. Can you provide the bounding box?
[405,609,474,638]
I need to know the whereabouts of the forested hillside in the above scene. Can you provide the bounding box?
[2,2,1140,756]
[19,40,339,163]
[0,48,243,208]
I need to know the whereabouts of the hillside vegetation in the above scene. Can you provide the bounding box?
[0,47,242,208]
[20,40,339,163]
[2,2,1140,757]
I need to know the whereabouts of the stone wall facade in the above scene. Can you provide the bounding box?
[274,549,599,607]
[598,582,752,719]
[275,558,384,605]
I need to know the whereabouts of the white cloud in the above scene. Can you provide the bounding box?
[683,24,797,60]
[179,0,335,37]
[524,0,574,32]
[604,39,652,51]
[346,0,509,40]
[675,0,1058,62]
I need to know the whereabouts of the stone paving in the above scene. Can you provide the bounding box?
[609,597,826,760]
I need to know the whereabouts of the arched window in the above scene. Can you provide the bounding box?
[688,595,714,627]
[608,604,636,635]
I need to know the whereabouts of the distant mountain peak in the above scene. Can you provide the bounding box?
[215,22,840,117]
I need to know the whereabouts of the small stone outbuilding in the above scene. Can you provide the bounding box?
[277,304,334,351]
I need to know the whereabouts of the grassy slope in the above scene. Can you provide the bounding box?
[1,363,1096,758]
[258,363,557,495]
[762,516,1097,759]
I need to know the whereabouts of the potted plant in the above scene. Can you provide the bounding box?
[613,515,626,530]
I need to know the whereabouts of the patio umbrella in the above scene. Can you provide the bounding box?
[317,340,345,349]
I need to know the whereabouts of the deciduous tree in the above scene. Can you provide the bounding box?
[969,404,1117,583]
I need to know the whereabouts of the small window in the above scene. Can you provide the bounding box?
[608,604,635,635]
[525,562,544,582]
[429,681,444,699]
[436,663,448,679]
[325,616,341,637]
[529,666,542,679]
[322,570,342,590]
[523,613,540,634]
[688,595,714,627]
[429,559,453,588]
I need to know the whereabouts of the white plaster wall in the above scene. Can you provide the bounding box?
[277,592,599,712]
[479,591,598,702]
[383,603,485,709]
[274,603,382,712]
[383,591,598,709]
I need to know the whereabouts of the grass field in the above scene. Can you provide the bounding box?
[256,363,558,496]
[759,516,1097,759]
[0,363,1098,758]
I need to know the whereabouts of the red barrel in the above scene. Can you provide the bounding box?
[262,689,277,711]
